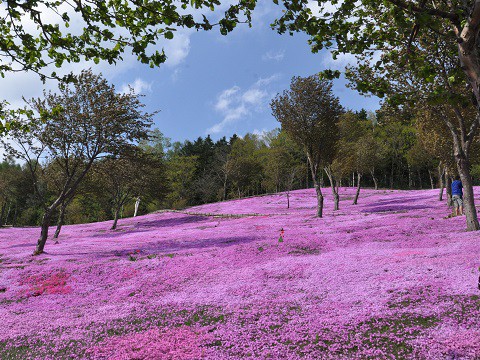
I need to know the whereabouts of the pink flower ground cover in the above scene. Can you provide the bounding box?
[1,187,480,359]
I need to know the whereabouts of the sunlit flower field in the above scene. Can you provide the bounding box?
[1,187,480,359]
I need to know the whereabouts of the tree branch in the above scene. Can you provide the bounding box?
[387,0,460,23]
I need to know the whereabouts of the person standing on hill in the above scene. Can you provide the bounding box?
[451,175,464,216]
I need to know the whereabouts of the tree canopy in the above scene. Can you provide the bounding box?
[0,0,256,80]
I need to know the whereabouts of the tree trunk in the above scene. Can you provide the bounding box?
[438,165,445,201]
[417,170,422,189]
[457,158,479,230]
[53,204,67,239]
[34,210,53,255]
[446,173,453,207]
[0,203,5,227]
[454,16,480,230]
[390,163,394,189]
[370,169,378,190]
[428,170,434,190]
[12,205,17,227]
[5,203,10,225]
[314,181,324,217]
[353,172,362,205]
[111,208,120,230]
[223,179,227,201]
[324,167,339,211]
[407,164,412,189]
[134,197,140,217]
[287,191,290,209]
[306,158,309,188]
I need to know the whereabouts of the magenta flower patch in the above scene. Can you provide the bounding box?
[1,187,480,358]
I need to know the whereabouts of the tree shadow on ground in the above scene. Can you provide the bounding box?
[90,215,208,239]
[51,235,260,259]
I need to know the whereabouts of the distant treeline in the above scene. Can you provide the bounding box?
[1,104,476,228]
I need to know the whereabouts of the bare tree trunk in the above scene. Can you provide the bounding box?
[12,205,17,227]
[314,180,324,217]
[306,155,323,217]
[353,172,362,205]
[446,172,453,207]
[34,209,53,255]
[223,178,227,201]
[370,169,378,190]
[438,164,445,201]
[457,158,479,230]
[438,162,445,201]
[390,163,394,189]
[111,208,120,230]
[287,191,290,209]
[417,170,422,189]
[0,203,5,227]
[134,197,140,217]
[306,158,309,188]
[428,170,434,190]
[408,164,413,189]
[53,203,67,239]
[454,19,480,230]
[5,203,10,225]
[324,167,339,211]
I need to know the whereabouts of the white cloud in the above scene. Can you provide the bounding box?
[322,52,358,70]
[215,86,241,111]
[207,74,281,135]
[163,30,192,67]
[242,88,268,105]
[120,78,152,94]
[255,74,281,87]
[262,50,285,62]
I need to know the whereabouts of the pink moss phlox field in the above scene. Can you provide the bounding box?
[87,326,211,359]
[1,187,480,359]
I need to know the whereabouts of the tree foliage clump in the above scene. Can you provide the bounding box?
[271,75,343,217]
[2,69,153,254]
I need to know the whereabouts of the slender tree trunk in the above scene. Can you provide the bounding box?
[457,158,479,230]
[437,162,445,201]
[438,164,445,201]
[446,173,453,207]
[111,208,120,230]
[454,18,480,230]
[306,155,323,217]
[324,167,339,211]
[390,163,394,189]
[53,203,68,239]
[34,209,53,255]
[417,170,422,189]
[313,180,324,217]
[223,177,227,201]
[428,170,434,190]
[134,197,140,217]
[306,158,309,188]
[408,164,412,189]
[12,205,17,227]
[0,203,5,227]
[287,191,290,209]
[370,169,378,190]
[5,203,10,225]
[353,172,362,205]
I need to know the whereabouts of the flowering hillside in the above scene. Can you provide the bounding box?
[1,187,480,359]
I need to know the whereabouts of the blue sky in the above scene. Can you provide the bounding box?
[1,3,380,144]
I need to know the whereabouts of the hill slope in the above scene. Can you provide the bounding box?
[1,187,480,359]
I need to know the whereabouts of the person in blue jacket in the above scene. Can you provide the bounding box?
[451,175,463,216]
